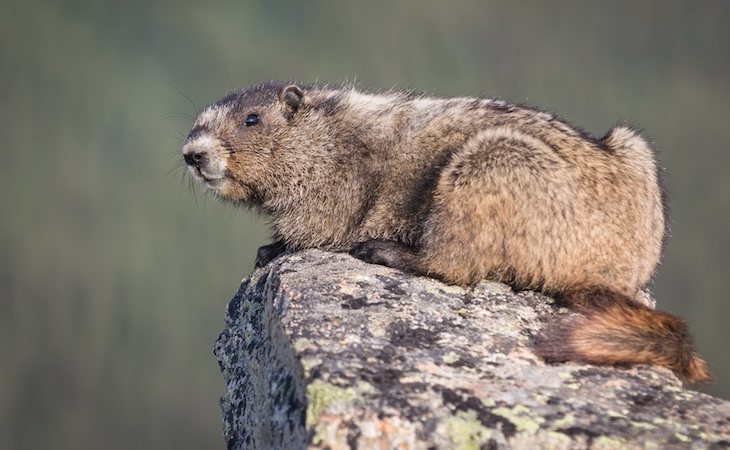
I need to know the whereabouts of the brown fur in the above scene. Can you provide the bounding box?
[536,288,711,383]
[182,81,710,383]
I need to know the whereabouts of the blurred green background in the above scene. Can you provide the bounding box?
[2,1,728,448]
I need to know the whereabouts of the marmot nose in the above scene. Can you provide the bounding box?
[183,150,206,168]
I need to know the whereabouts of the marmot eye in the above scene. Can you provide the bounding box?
[244,113,259,126]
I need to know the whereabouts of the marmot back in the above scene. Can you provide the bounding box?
[182,81,710,383]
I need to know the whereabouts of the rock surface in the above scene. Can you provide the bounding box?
[214,250,730,449]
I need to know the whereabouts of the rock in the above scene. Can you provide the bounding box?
[214,250,730,449]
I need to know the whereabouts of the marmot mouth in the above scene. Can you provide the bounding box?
[187,165,227,189]
[202,177,226,189]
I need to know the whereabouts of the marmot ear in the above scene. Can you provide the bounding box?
[279,84,304,114]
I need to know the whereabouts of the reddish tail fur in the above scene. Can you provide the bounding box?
[535,287,711,383]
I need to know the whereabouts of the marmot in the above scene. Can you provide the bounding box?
[182,81,710,383]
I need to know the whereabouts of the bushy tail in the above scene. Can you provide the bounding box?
[535,287,712,383]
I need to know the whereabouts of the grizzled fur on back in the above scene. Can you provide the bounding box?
[182,81,710,383]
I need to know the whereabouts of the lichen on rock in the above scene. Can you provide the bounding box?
[214,250,730,449]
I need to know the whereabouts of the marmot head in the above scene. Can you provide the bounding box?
[182,82,327,205]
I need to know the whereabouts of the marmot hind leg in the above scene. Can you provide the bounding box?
[418,127,571,286]
[353,128,571,287]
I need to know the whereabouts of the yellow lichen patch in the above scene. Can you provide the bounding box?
[355,380,375,394]
[306,380,358,427]
[552,413,575,428]
[606,409,625,418]
[300,357,322,374]
[545,431,574,447]
[442,352,460,364]
[651,417,666,425]
[631,421,656,430]
[445,410,492,450]
[492,404,544,434]
[293,337,315,352]
[591,436,627,449]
